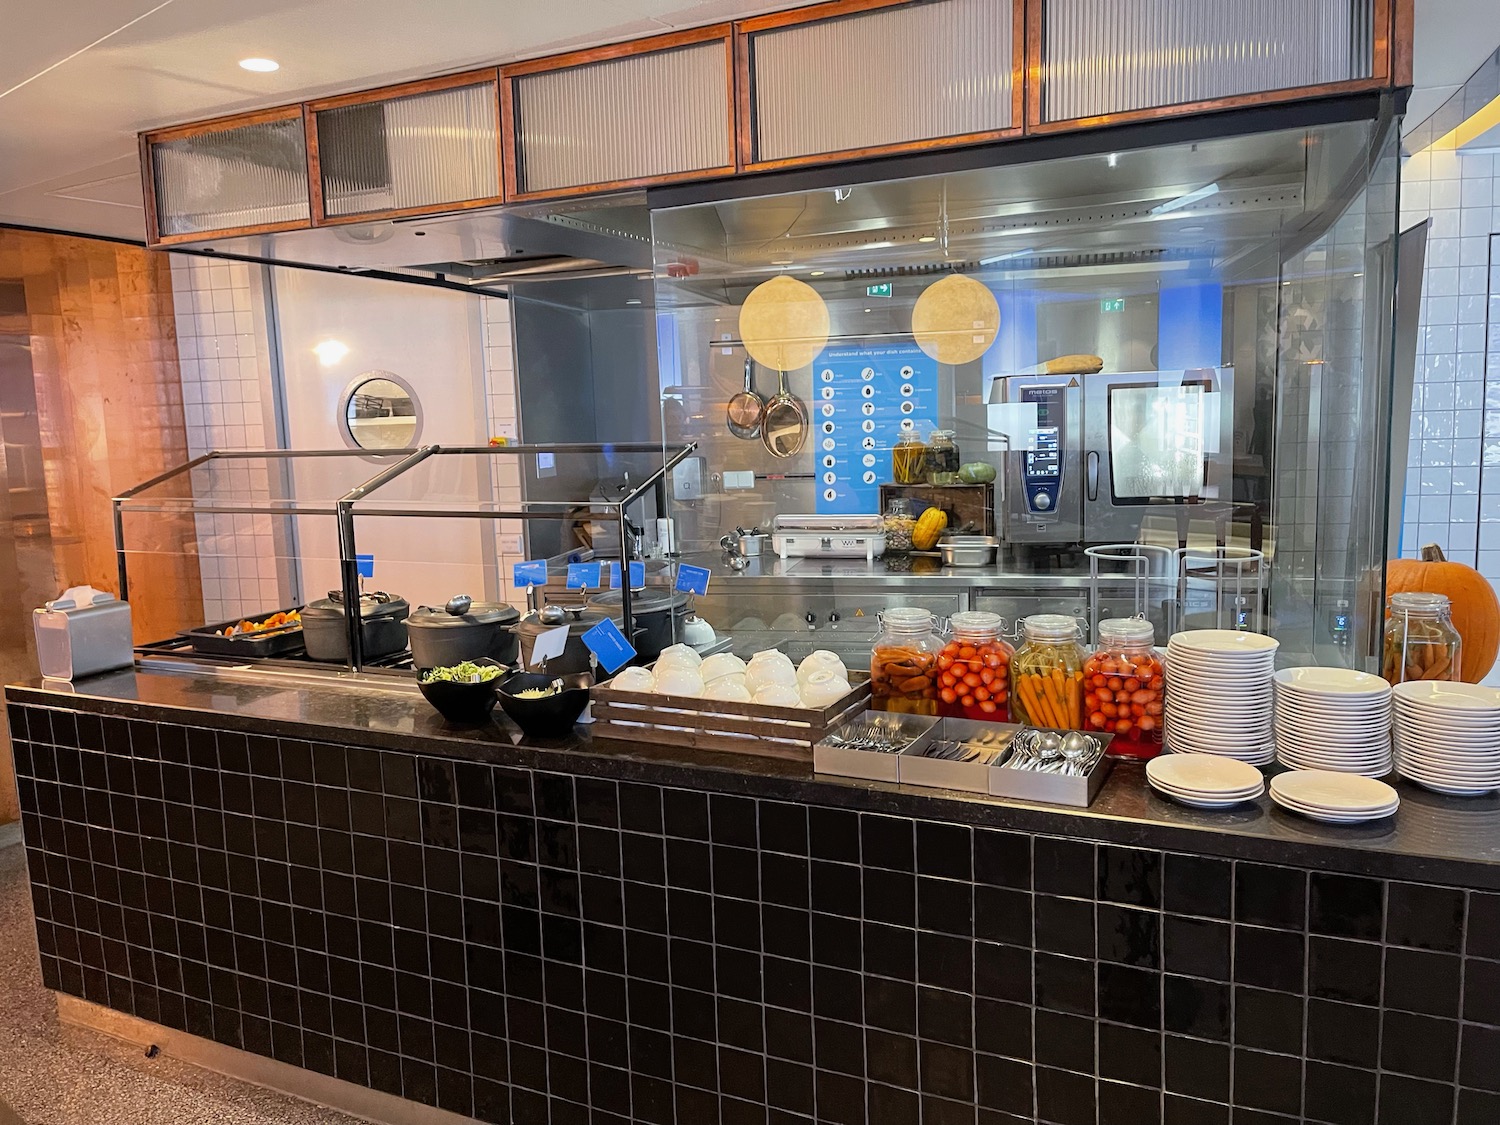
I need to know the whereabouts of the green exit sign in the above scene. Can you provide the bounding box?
[1101,298,1126,313]
[866,283,893,298]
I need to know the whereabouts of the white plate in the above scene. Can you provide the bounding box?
[1269,769,1399,812]
[1166,744,1276,764]
[1392,707,1500,731]
[1148,753,1265,792]
[1169,630,1280,654]
[1166,722,1273,742]
[1275,757,1391,778]
[1392,755,1500,780]
[1397,772,1500,797]
[1275,700,1392,717]
[1149,785,1264,809]
[1270,793,1399,822]
[1393,731,1500,753]
[1276,744,1393,762]
[1273,667,1391,696]
[1392,681,1500,711]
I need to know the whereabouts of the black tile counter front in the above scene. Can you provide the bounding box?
[7,668,1500,1125]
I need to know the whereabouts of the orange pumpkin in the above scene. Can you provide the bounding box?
[1387,544,1500,683]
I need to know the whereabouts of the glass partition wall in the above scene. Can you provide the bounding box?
[651,106,1404,666]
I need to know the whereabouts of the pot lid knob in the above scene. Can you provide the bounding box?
[539,605,567,625]
[445,594,473,616]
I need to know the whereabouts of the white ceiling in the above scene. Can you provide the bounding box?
[0,0,1494,243]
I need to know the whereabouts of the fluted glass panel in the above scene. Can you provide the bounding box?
[516,42,728,193]
[752,0,1012,162]
[1043,0,1375,122]
[317,82,499,217]
[151,118,308,237]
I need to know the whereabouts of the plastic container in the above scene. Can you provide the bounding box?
[870,607,944,715]
[936,611,1013,721]
[1009,614,1087,729]
[33,586,134,681]
[925,430,961,485]
[1084,617,1165,758]
[1383,592,1463,684]
[891,432,928,484]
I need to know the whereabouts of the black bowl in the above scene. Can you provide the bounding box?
[497,671,592,738]
[417,663,504,725]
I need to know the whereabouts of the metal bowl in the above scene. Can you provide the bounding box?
[939,535,999,567]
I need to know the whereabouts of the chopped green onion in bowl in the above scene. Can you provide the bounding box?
[420,661,503,685]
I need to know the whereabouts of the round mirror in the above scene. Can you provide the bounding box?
[340,371,421,450]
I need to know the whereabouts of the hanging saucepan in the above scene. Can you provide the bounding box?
[761,369,808,458]
[726,356,764,440]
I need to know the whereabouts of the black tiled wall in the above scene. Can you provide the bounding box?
[9,701,1500,1125]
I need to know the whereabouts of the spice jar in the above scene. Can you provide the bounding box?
[871,607,944,714]
[1085,617,1165,757]
[937,611,1013,720]
[892,432,928,484]
[1383,592,1462,683]
[1009,614,1087,729]
[883,497,917,555]
[925,429,961,485]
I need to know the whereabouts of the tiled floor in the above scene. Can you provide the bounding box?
[0,833,359,1125]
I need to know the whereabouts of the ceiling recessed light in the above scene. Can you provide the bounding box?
[626,298,642,305]
[809,270,825,277]
[239,58,280,73]
[917,235,937,243]
[771,258,793,266]
[313,339,348,366]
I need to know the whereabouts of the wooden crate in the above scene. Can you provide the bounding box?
[591,673,872,761]
[879,483,995,536]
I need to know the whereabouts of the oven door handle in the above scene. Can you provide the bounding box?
[1086,450,1100,501]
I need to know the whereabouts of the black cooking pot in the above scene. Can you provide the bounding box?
[586,588,692,662]
[301,590,409,663]
[407,597,520,669]
[512,605,609,676]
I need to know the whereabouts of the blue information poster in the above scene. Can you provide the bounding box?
[811,342,940,515]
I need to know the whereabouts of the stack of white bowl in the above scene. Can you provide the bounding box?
[1163,630,1279,765]
[609,646,852,709]
[1393,680,1500,796]
[1273,667,1392,776]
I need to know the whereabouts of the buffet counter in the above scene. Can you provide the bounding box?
[8,665,1500,1125]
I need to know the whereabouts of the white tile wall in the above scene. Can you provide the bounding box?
[480,296,529,609]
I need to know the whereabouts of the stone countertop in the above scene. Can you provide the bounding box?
[8,665,1500,889]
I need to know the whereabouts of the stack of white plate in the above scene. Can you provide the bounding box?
[1269,770,1399,823]
[1164,630,1279,765]
[1146,753,1265,808]
[1273,667,1392,776]
[1393,680,1500,796]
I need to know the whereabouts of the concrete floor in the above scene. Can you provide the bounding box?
[0,835,363,1125]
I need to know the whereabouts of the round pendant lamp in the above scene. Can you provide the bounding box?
[738,275,831,372]
[911,274,1000,365]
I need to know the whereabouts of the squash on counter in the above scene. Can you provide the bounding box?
[912,507,949,551]
[1387,544,1500,683]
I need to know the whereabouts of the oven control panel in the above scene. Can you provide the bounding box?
[1020,385,1067,517]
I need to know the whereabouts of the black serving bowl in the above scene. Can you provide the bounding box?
[497,671,593,738]
[416,661,505,725]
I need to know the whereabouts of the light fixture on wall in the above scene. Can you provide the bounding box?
[313,339,349,366]
[239,58,280,73]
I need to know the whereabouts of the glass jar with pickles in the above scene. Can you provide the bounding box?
[936,611,1013,721]
[870,607,944,714]
[1085,617,1165,758]
[1009,614,1086,729]
[925,429,961,485]
[891,432,928,485]
[1383,592,1462,684]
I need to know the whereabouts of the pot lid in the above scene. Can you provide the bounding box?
[303,590,408,619]
[587,588,690,614]
[514,605,606,637]
[409,601,520,629]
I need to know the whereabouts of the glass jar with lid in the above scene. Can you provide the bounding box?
[925,429,961,484]
[871,606,944,714]
[892,432,928,484]
[1085,617,1165,757]
[1009,613,1087,729]
[883,496,917,554]
[1383,592,1463,684]
[937,610,1014,721]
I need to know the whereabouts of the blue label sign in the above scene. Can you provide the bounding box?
[581,617,637,674]
[674,564,711,597]
[512,560,549,587]
[355,554,375,579]
[608,560,646,590]
[566,561,602,590]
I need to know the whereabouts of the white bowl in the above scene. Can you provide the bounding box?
[700,652,748,682]
[753,683,804,707]
[745,658,799,695]
[658,643,703,668]
[800,671,853,709]
[654,667,705,697]
[798,650,848,686]
[610,666,656,693]
[703,678,753,702]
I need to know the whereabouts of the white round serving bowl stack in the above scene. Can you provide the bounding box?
[1146,753,1265,809]
[1273,667,1392,777]
[1163,630,1279,765]
[1392,680,1500,796]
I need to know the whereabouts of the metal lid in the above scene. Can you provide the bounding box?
[303,591,408,619]
[515,605,605,637]
[1096,617,1155,645]
[587,588,690,614]
[408,601,519,629]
